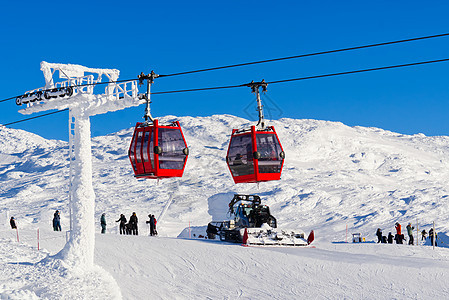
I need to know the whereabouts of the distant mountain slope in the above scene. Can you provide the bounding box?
[1,115,448,241]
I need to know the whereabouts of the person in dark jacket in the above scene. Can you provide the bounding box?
[146,214,155,236]
[387,232,394,244]
[53,210,61,231]
[116,214,127,235]
[376,228,383,243]
[129,212,138,235]
[429,228,437,246]
[10,217,17,229]
[406,223,414,245]
[421,229,427,241]
[100,213,107,234]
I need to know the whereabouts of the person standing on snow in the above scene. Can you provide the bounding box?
[146,214,155,236]
[129,212,138,235]
[387,232,394,244]
[406,223,414,245]
[153,215,157,236]
[394,222,403,244]
[100,213,107,234]
[429,228,437,246]
[376,228,383,243]
[53,210,61,231]
[395,222,401,235]
[10,217,17,229]
[116,214,127,235]
[421,229,427,241]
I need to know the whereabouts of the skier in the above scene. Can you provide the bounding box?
[146,214,155,236]
[387,232,394,244]
[100,213,107,234]
[10,217,17,229]
[115,214,127,235]
[53,210,61,231]
[406,223,414,245]
[376,228,383,243]
[129,212,138,235]
[421,229,427,241]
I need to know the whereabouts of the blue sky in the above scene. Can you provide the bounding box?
[1,1,449,141]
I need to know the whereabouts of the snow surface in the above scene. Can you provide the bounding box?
[1,115,449,299]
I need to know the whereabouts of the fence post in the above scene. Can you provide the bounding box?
[416,218,418,246]
[37,228,40,251]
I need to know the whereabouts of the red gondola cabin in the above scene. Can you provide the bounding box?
[129,119,189,179]
[226,125,285,184]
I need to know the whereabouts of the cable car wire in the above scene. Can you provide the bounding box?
[0,95,22,103]
[1,32,449,104]
[151,83,246,95]
[268,57,449,85]
[152,57,449,95]
[3,57,449,127]
[3,109,68,126]
[158,32,449,78]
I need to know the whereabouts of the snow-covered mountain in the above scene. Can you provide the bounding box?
[1,115,449,299]
[2,114,449,239]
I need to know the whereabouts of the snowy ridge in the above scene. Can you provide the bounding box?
[1,115,449,298]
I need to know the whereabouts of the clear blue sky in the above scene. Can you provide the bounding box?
[1,1,449,141]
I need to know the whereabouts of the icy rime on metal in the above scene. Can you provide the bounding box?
[18,61,144,268]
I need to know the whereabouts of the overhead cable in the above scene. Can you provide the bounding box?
[152,57,449,95]
[2,32,449,104]
[158,32,449,77]
[3,109,68,126]
[3,57,449,127]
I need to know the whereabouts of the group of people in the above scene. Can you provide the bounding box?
[114,212,157,236]
[115,213,139,235]
[146,214,158,236]
[115,212,139,235]
[376,222,438,246]
[421,228,438,246]
[42,210,157,236]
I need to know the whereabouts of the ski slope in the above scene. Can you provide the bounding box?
[1,228,449,299]
[1,114,449,298]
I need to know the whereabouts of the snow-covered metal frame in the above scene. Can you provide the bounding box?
[19,61,144,268]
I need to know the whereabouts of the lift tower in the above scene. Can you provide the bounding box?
[17,61,143,267]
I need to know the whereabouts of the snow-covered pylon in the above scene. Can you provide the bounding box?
[18,62,144,268]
